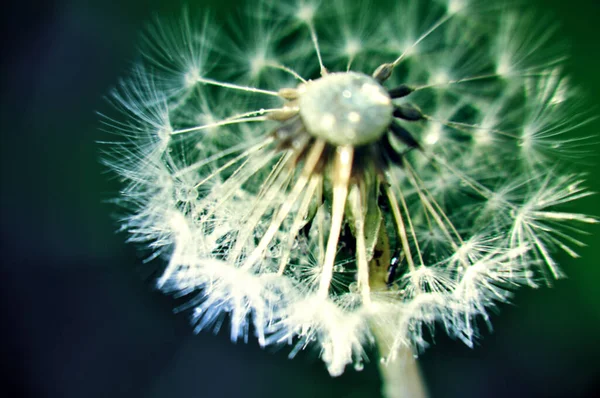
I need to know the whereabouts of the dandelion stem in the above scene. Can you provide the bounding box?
[368,227,427,398]
[377,343,428,398]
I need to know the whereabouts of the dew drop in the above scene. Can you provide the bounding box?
[268,246,281,258]
[354,360,364,371]
[176,186,199,202]
[348,282,359,293]
[525,270,534,278]
[568,183,577,193]
[334,264,346,273]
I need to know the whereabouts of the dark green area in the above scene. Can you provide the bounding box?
[1,0,598,397]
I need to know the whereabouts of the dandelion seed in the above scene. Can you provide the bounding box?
[103,0,596,396]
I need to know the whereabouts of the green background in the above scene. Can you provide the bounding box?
[1,0,598,397]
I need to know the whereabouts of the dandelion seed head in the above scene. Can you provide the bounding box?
[103,0,596,377]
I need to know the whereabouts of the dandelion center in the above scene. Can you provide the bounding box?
[298,72,393,146]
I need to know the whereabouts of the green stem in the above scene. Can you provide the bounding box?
[369,219,428,398]
[377,341,428,398]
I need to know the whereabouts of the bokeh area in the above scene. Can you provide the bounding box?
[1,0,598,397]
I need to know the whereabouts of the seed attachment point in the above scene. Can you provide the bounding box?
[298,72,393,146]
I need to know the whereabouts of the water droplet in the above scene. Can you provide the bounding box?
[525,270,534,278]
[354,360,364,371]
[568,183,577,193]
[348,282,359,293]
[268,246,281,258]
[176,186,198,202]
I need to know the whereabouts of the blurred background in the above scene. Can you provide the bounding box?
[1,0,598,397]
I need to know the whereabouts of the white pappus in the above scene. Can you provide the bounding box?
[101,0,597,388]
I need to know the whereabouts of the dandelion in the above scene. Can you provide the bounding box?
[102,0,596,396]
